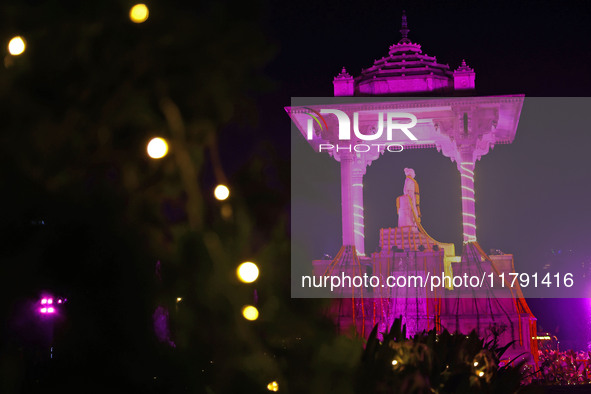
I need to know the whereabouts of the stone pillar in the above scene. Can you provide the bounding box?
[340,152,355,246]
[352,165,366,255]
[458,153,477,243]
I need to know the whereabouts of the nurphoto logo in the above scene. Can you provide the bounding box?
[303,108,418,153]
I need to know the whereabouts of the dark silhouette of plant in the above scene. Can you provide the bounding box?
[356,317,528,393]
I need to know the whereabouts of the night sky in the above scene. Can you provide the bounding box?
[256,0,591,348]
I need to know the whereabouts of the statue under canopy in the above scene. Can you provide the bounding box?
[396,168,421,228]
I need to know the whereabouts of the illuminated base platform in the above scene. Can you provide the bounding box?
[313,238,538,364]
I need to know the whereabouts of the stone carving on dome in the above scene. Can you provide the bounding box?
[334,67,352,80]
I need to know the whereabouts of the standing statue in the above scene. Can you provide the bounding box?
[396,168,421,227]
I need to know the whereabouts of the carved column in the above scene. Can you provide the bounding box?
[458,151,477,243]
[351,163,367,255]
[339,151,355,247]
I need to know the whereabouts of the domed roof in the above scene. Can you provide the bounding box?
[336,11,465,96]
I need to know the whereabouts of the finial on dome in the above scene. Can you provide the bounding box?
[456,59,474,72]
[334,67,352,80]
[399,10,411,44]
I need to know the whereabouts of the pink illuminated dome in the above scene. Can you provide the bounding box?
[333,11,475,96]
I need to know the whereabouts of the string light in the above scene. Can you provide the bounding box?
[147,137,168,159]
[237,262,259,283]
[267,381,279,391]
[214,184,230,200]
[242,305,259,321]
[129,4,149,23]
[8,36,25,56]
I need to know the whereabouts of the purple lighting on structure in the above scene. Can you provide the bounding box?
[153,306,176,348]
[459,162,477,243]
[39,306,55,314]
[38,295,59,315]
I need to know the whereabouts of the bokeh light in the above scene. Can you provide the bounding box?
[8,36,25,56]
[129,4,149,23]
[242,305,259,321]
[147,137,168,159]
[237,261,259,283]
[267,381,279,392]
[214,184,230,200]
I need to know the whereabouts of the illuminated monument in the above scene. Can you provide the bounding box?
[287,12,538,362]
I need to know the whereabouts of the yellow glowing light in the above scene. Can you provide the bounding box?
[237,262,259,283]
[147,137,168,159]
[242,305,259,321]
[478,371,484,377]
[176,297,182,302]
[473,361,479,367]
[129,4,149,23]
[214,184,230,200]
[267,381,279,392]
[391,360,398,366]
[8,36,25,56]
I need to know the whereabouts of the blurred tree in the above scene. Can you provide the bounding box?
[0,1,359,393]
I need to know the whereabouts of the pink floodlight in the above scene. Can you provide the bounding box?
[39,295,59,315]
